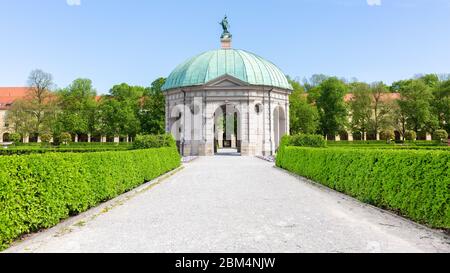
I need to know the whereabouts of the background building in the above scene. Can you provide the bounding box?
[0,87,29,143]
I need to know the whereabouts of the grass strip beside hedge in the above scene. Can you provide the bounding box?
[276,147,450,229]
[0,147,181,250]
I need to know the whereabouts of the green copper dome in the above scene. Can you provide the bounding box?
[162,49,292,91]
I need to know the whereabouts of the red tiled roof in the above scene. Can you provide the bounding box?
[0,87,30,110]
[0,87,101,109]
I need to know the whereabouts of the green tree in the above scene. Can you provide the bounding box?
[6,99,35,136]
[431,79,450,133]
[56,78,97,137]
[97,83,143,138]
[316,77,348,138]
[397,79,437,133]
[302,74,329,91]
[369,82,393,137]
[139,78,166,135]
[348,82,372,139]
[390,79,412,93]
[391,102,407,140]
[288,79,319,134]
[26,69,58,135]
[7,69,58,138]
[417,73,439,88]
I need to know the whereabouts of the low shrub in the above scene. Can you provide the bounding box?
[58,132,72,145]
[132,134,176,149]
[40,133,52,145]
[9,133,21,144]
[433,129,449,143]
[276,147,450,229]
[0,147,181,250]
[404,130,417,141]
[380,130,395,143]
[280,134,326,148]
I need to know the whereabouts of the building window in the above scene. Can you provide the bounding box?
[255,103,262,114]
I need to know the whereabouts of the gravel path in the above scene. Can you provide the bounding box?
[4,156,450,253]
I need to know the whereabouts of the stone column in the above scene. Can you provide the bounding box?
[88,133,91,143]
[37,136,41,143]
[23,134,29,143]
[240,100,254,156]
[335,135,341,141]
[182,141,192,156]
[247,101,258,156]
[376,132,380,141]
[217,129,223,148]
[262,100,272,156]
[74,134,78,143]
[426,133,432,141]
[101,136,106,143]
[165,98,170,133]
[348,131,353,141]
[0,133,3,143]
[231,134,236,148]
[198,102,215,156]
[114,136,120,143]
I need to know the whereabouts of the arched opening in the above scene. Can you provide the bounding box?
[417,131,427,141]
[169,106,183,154]
[3,133,10,142]
[29,133,39,143]
[91,135,102,143]
[339,131,349,141]
[214,104,241,155]
[352,131,363,141]
[273,106,287,152]
[367,131,377,141]
[78,134,89,142]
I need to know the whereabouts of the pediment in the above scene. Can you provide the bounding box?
[205,74,248,88]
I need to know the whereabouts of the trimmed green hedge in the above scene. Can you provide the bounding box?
[276,146,450,229]
[133,134,176,149]
[280,134,327,148]
[0,147,181,250]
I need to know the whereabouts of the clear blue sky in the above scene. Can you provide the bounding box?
[1,0,449,93]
